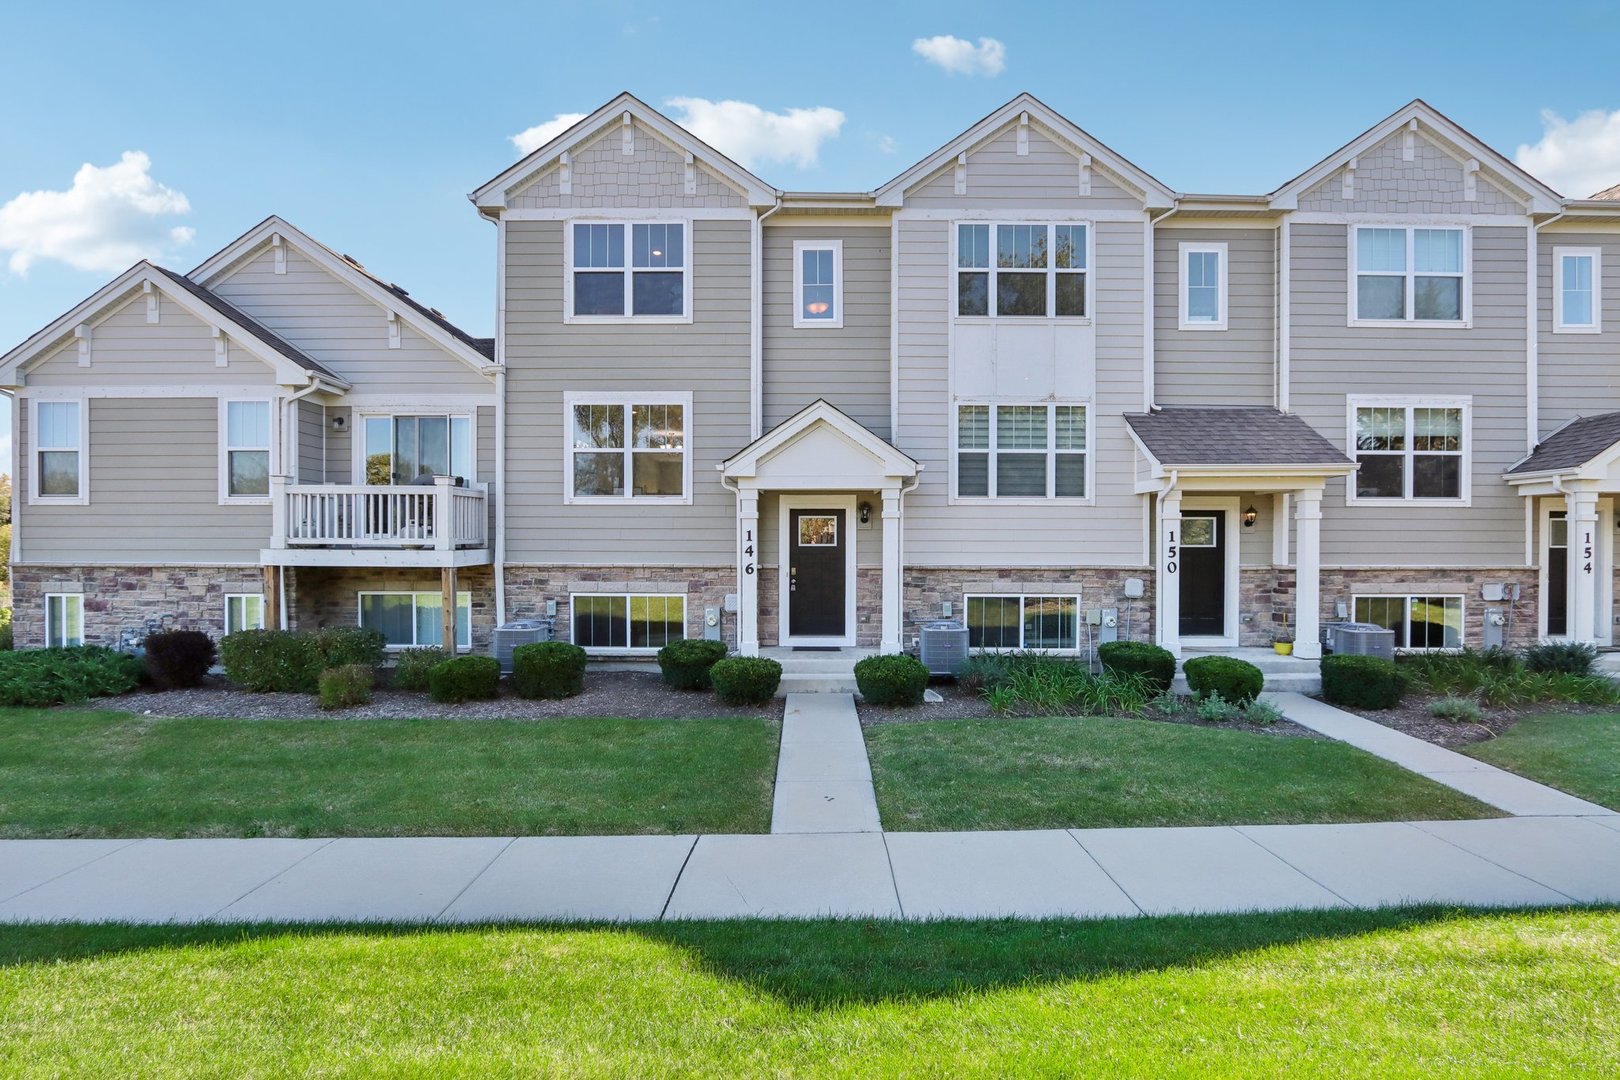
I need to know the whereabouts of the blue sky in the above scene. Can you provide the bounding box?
[3,0,1620,467]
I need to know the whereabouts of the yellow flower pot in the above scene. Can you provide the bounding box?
[1273,642,1294,656]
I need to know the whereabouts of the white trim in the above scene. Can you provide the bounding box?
[499,206,755,221]
[19,385,291,400]
[1291,210,1530,226]
[27,397,88,506]
[224,592,266,634]
[1552,245,1602,333]
[1178,497,1241,648]
[791,239,844,329]
[1345,395,1472,507]
[567,591,688,655]
[336,393,492,409]
[562,219,693,324]
[44,592,85,648]
[561,391,693,504]
[218,398,275,505]
[349,408,480,486]
[9,391,19,568]
[962,592,1084,655]
[1349,592,1467,651]
[950,401,1094,505]
[1177,241,1228,331]
[357,590,473,651]
[1537,499,1615,644]
[950,220,1093,323]
[1347,223,1471,328]
[895,207,1154,223]
[779,493,858,647]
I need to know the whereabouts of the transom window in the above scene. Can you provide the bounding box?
[359,591,471,650]
[33,400,84,501]
[570,221,688,319]
[1351,401,1466,502]
[966,595,1080,651]
[1179,242,1227,329]
[221,400,271,499]
[363,414,473,486]
[793,240,843,328]
[956,403,1088,499]
[225,594,265,635]
[571,593,685,651]
[957,223,1088,318]
[566,396,689,501]
[45,593,83,648]
[1353,595,1463,651]
[1353,226,1466,323]
[1554,247,1601,332]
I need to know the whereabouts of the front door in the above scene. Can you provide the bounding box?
[788,508,846,640]
[1179,511,1226,638]
[1547,510,1569,637]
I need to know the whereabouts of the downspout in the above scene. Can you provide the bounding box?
[278,378,325,631]
[1144,208,1178,412]
[1278,217,1291,411]
[1153,469,1179,649]
[1527,210,1567,454]
[494,211,509,625]
[750,198,783,440]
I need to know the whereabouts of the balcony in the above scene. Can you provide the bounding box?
[261,476,492,568]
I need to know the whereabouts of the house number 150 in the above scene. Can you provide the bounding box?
[1165,529,1179,574]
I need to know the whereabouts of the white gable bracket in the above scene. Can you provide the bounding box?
[271,232,286,274]
[143,280,159,324]
[558,151,572,196]
[684,152,696,195]
[1017,112,1029,156]
[1463,158,1479,202]
[74,324,92,367]
[1403,119,1417,162]
[622,112,634,155]
[386,310,401,349]
[1078,153,1093,197]
[1342,157,1357,200]
[954,153,967,196]
[211,326,229,367]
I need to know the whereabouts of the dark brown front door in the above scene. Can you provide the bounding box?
[788,508,846,639]
[1179,511,1226,638]
[1547,510,1568,637]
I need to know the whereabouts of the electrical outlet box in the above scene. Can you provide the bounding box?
[1086,608,1102,625]
[941,601,952,618]
[1123,577,1145,599]
[545,599,558,617]
[723,593,739,613]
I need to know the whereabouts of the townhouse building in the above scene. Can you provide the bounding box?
[5,93,1619,665]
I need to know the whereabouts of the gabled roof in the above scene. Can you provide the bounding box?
[1125,408,1353,470]
[1592,182,1620,201]
[470,92,779,211]
[722,399,919,483]
[1506,412,1620,478]
[189,216,498,371]
[1268,99,1564,213]
[0,261,349,389]
[873,92,1177,209]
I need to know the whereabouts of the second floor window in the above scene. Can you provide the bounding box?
[222,400,271,500]
[1351,400,1467,502]
[1353,226,1466,323]
[570,221,687,319]
[363,414,473,486]
[793,240,842,327]
[1554,247,1601,332]
[567,397,688,501]
[1179,243,1227,329]
[33,400,84,502]
[956,403,1088,499]
[957,223,1088,318]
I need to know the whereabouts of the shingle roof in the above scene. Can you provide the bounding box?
[1124,407,1352,467]
[319,245,495,362]
[1507,411,1620,475]
[1591,182,1620,201]
[147,265,343,382]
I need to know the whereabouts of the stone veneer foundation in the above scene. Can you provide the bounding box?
[902,567,1157,651]
[504,565,740,650]
[1316,567,1541,650]
[11,565,269,649]
[290,566,498,652]
[757,565,883,647]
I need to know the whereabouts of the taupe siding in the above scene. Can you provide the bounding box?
[1537,231,1620,428]
[905,124,1144,213]
[1154,227,1276,406]
[1289,223,1529,565]
[26,294,278,388]
[758,491,885,569]
[503,218,752,564]
[508,121,747,210]
[1297,132,1523,216]
[762,223,891,436]
[297,400,324,483]
[325,407,352,483]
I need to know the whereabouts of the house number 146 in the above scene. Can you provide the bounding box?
[743,528,755,575]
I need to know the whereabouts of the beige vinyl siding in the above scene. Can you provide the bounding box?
[18,397,267,564]
[758,491,884,570]
[297,400,324,483]
[1296,132,1524,216]
[25,294,279,388]
[324,406,352,483]
[905,125,1144,213]
[1537,231,1620,428]
[1288,223,1529,566]
[209,245,491,394]
[762,223,891,436]
[503,218,751,565]
[896,218,1148,567]
[507,121,747,210]
[1154,226,1276,406]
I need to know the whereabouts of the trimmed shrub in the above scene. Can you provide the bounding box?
[314,626,387,670]
[1097,641,1177,694]
[512,641,587,700]
[142,629,217,689]
[658,638,728,690]
[392,647,451,693]
[0,646,143,706]
[318,663,375,710]
[1182,655,1264,706]
[855,654,930,707]
[428,655,501,704]
[1523,639,1599,676]
[709,657,782,705]
[1321,654,1405,710]
[220,630,324,693]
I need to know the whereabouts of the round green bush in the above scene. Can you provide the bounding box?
[657,638,728,690]
[142,629,217,689]
[1321,654,1405,710]
[428,655,501,704]
[855,653,930,707]
[318,663,375,710]
[392,647,451,693]
[1097,641,1177,694]
[512,640,587,700]
[314,626,387,669]
[1182,655,1264,705]
[709,657,782,705]
[220,630,325,693]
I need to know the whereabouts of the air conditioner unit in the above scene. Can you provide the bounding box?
[493,619,552,673]
[1323,622,1395,659]
[919,620,970,677]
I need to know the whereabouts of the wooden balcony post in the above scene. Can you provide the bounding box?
[270,475,289,549]
[434,476,455,551]
[441,566,458,654]
[263,565,282,630]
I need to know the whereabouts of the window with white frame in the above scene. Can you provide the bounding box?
[793,240,843,328]
[965,594,1080,651]
[225,594,265,635]
[361,414,473,485]
[566,396,688,500]
[33,400,85,502]
[571,593,685,651]
[956,403,1088,499]
[1351,401,1467,502]
[569,221,688,319]
[956,223,1088,318]
[358,591,471,649]
[1179,242,1227,329]
[221,400,271,500]
[1554,247,1601,332]
[1353,226,1467,323]
[1353,595,1463,650]
[45,593,83,648]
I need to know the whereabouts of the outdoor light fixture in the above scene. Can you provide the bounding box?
[1243,505,1258,528]
[859,502,872,525]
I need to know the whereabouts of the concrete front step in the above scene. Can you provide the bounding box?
[1173,673,1322,695]
[777,673,860,696]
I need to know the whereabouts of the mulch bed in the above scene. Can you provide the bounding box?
[1341,692,1613,750]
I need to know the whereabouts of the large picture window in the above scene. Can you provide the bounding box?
[1350,400,1467,502]
[362,414,473,486]
[565,396,689,501]
[965,594,1080,651]
[358,592,471,650]
[221,400,271,500]
[45,593,84,648]
[569,221,688,320]
[956,403,1088,499]
[1353,595,1463,651]
[1353,226,1466,323]
[957,223,1088,318]
[571,594,686,651]
[33,399,85,502]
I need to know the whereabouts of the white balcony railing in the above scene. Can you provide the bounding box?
[270,477,488,551]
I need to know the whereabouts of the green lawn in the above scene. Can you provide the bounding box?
[1465,713,1620,810]
[0,710,777,838]
[866,715,1495,830]
[1,910,1616,1075]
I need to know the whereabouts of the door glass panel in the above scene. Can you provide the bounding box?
[1181,516,1217,547]
[798,515,837,546]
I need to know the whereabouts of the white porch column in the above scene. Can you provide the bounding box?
[1292,487,1323,660]
[1271,492,1291,566]
[880,487,903,654]
[1158,489,1183,658]
[738,488,761,656]
[1567,487,1601,644]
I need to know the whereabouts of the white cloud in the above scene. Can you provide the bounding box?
[1515,107,1620,198]
[0,152,194,275]
[912,35,1006,77]
[510,112,588,156]
[664,98,845,169]
[878,135,898,155]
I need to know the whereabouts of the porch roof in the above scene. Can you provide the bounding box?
[1125,407,1353,470]
[721,399,919,489]
[1506,411,1620,479]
